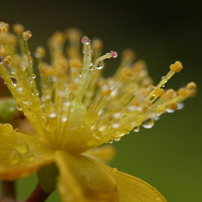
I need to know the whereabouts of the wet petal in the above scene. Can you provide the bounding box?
[0,124,54,180]
[55,150,118,202]
[84,145,116,163]
[104,165,167,202]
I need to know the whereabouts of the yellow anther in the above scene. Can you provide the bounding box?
[92,39,103,50]
[122,68,134,79]
[0,22,9,33]
[66,28,82,42]
[163,89,175,99]
[152,88,165,97]
[0,47,6,58]
[35,47,46,59]
[167,102,177,110]
[178,88,187,97]
[4,56,12,65]
[69,83,78,92]
[69,58,82,69]
[122,49,136,61]
[13,23,25,35]
[50,32,65,44]
[22,30,32,40]
[169,61,183,73]
[186,82,197,90]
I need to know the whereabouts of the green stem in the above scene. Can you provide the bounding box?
[25,183,50,202]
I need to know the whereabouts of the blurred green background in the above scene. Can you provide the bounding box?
[1,0,202,201]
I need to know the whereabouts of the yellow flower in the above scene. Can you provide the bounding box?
[0,21,196,201]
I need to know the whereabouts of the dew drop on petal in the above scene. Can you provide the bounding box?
[142,118,155,129]
[27,154,35,162]
[9,150,21,165]
[15,140,29,154]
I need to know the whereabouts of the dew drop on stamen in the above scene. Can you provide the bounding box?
[96,61,104,69]
[133,126,140,132]
[142,118,155,129]
[177,102,184,110]
[112,123,120,128]
[49,112,57,118]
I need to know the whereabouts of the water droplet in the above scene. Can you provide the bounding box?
[112,123,120,128]
[113,112,121,119]
[112,168,118,173]
[9,150,21,165]
[61,117,68,122]
[166,108,174,113]
[108,140,114,144]
[142,119,155,129]
[96,61,104,69]
[17,105,22,111]
[32,73,36,79]
[98,125,106,132]
[16,87,23,94]
[27,154,35,162]
[177,102,184,110]
[2,124,13,135]
[133,126,140,132]
[49,113,57,118]
[155,197,161,201]
[114,137,121,141]
[154,116,160,121]
[15,140,29,154]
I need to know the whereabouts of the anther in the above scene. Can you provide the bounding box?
[4,56,12,65]
[186,82,197,90]
[22,30,32,41]
[35,47,46,59]
[13,23,25,35]
[169,61,183,73]
[0,22,9,33]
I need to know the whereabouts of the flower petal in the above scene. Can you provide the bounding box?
[84,145,116,163]
[100,163,167,202]
[0,124,54,180]
[55,150,118,202]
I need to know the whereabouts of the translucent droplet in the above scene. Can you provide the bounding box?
[113,112,121,119]
[96,61,104,69]
[98,125,106,132]
[114,137,121,141]
[142,119,155,129]
[15,140,29,154]
[16,87,23,93]
[9,150,21,165]
[154,116,160,121]
[61,117,68,122]
[31,73,36,79]
[166,108,174,113]
[112,168,118,173]
[112,123,120,128]
[2,124,13,135]
[133,126,140,132]
[27,154,35,162]
[49,113,57,118]
[16,105,22,111]
[177,102,184,110]
[108,140,114,144]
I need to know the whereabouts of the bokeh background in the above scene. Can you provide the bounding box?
[1,0,202,201]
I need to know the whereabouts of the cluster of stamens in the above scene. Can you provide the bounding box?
[0,21,196,153]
